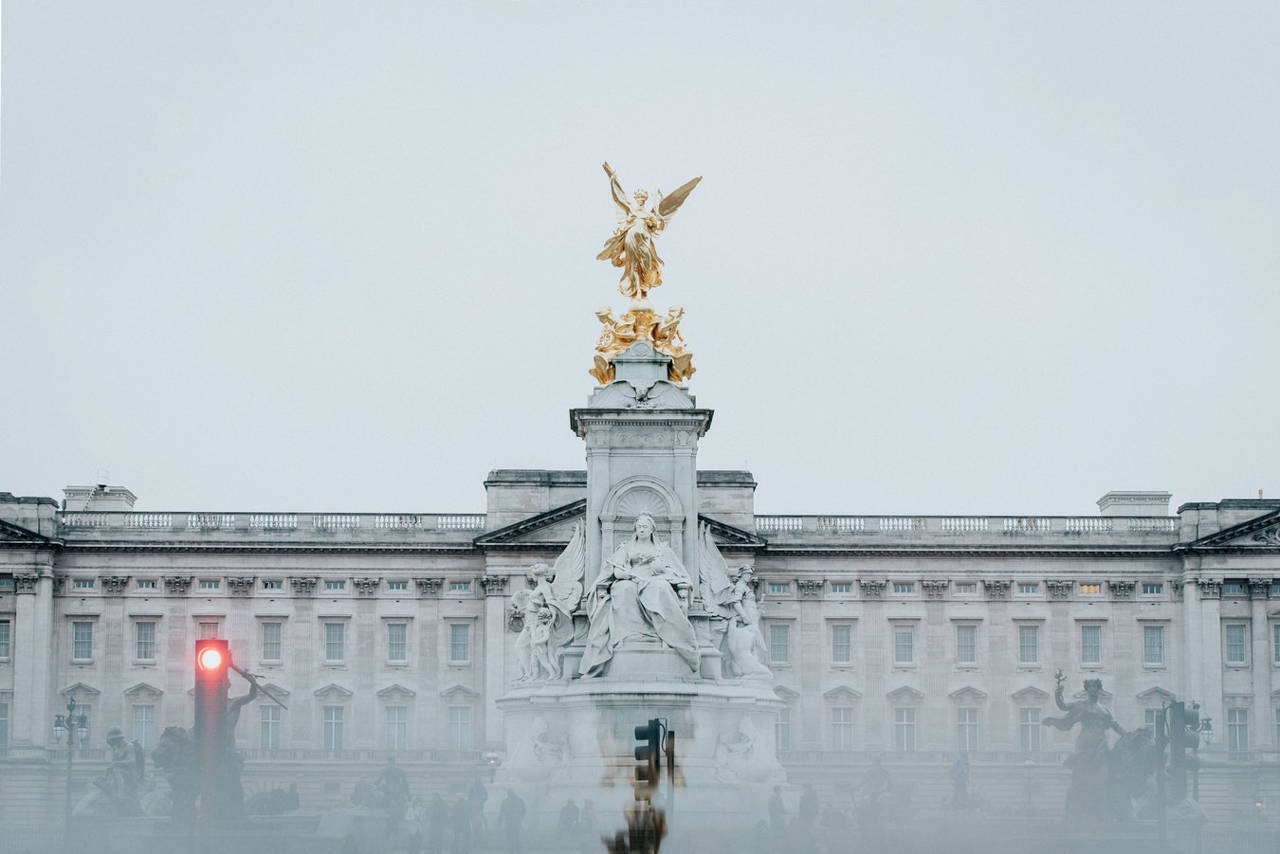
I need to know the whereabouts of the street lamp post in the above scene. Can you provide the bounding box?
[52,697,90,821]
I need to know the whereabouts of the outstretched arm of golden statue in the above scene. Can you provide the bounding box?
[602,162,631,215]
[657,175,702,218]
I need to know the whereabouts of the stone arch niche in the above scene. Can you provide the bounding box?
[598,476,686,574]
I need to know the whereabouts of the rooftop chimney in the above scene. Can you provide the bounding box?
[63,484,138,512]
[1096,491,1172,517]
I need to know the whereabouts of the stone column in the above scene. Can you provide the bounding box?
[12,569,55,748]
[1251,579,1274,748]
[1197,580,1225,740]
[480,575,508,748]
[1181,573,1202,703]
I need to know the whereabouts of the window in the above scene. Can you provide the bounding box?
[1080,625,1102,665]
[1228,708,1249,753]
[1019,625,1039,665]
[892,582,915,595]
[448,706,471,750]
[1017,583,1039,595]
[0,619,10,658]
[0,702,7,748]
[72,621,93,660]
[324,622,346,662]
[385,706,408,750]
[957,708,978,752]
[136,579,157,590]
[1145,708,1161,728]
[1223,581,1248,596]
[1272,582,1280,598]
[260,706,280,750]
[198,621,220,639]
[1225,624,1248,666]
[387,581,408,592]
[767,624,789,664]
[448,580,471,594]
[768,582,790,595]
[131,704,155,748]
[1142,583,1163,596]
[325,580,346,592]
[830,583,852,594]
[0,577,12,592]
[199,579,220,591]
[1274,624,1280,665]
[1079,583,1101,596]
[261,579,283,591]
[388,623,408,662]
[1275,708,1280,753]
[831,625,852,664]
[449,623,470,663]
[322,706,344,751]
[893,626,914,665]
[894,708,916,752]
[954,583,977,595]
[775,708,791,755]
[832,707,854,751]
[261,622,282,660]
[1019,708,1041,752]
[134,621,156,660]
[73,579,95,590]
[1143,625,1164,666]
[955,625,977,665]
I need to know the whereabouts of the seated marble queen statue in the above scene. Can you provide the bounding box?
[580,513,699,676]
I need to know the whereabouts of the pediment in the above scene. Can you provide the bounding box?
[1137,686,1174,703]
[823,685,863,702]
[377,683,417,699]
[474,500,587,548]
[1011,686,1050,703]
[773,685,801,701]
[585,379,695,410]
[1189,508,1280,549]
[61,682,101,698]
[886,685,925,704]
[123,682,163,700]
[0,518,58,546]
[440,684,480,701]
[259,682,290,698]
[949,686,988,703]
[699,515,767,549]
[313,683,353,700]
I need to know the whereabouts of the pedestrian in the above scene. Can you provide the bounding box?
[768,786,786,838]
[497,789,526,854]
[950,755,970,808]
[798,783,819,825]
[557,798,579,837]
[449,792,472,854]
[427,793,448,854]
[407,797,426,854]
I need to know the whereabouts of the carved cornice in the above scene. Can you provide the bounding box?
[414,577,443,597]
[921,579,949,599]
[290,576,319,595]
[1198,579,1222,599]
[227,577,256,596]
[14,573,40,594]
[1046,580,1073,600]
[352,577,381,596]
[1109,580,1135,600]
[795,579,824,598]
[859,580,886,599]
[163,576,192,594]
[479,575,508,596]
[101,575,131,595]
[1250,578,1272,599]
[983,580,1011,600]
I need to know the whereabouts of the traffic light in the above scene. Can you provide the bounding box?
[634,718,662,800]
[194,639,231,819]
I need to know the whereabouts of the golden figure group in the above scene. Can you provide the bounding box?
[591,163,700,386]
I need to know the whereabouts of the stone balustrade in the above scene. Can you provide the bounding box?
[755,514,1181,542]
[57,511,488,540]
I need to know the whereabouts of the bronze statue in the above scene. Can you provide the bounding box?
[1043,671,1125,821]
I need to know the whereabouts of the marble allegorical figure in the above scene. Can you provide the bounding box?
[1043,671,1126,822]
[513,524,585,682]
[698,524,770,678]
[580,513,699,676]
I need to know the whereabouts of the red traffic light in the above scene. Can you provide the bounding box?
[195,639,230,677]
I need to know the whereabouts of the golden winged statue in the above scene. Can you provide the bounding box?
[597,162,701,302]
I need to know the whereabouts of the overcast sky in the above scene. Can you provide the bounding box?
[2,3,1277,517]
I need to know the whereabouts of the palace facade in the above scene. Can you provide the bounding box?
[4,473,1280,826]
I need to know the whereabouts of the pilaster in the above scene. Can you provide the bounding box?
[481,575,508,747]
[13,567,55,747]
